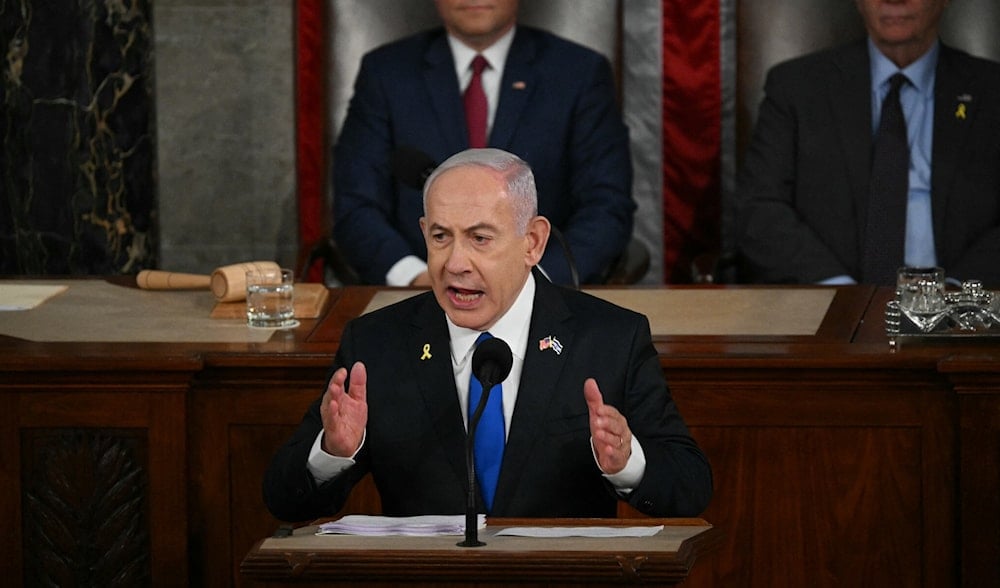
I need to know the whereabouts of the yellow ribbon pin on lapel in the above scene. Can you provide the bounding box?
[955,103,967,120]
[420,344,432,360]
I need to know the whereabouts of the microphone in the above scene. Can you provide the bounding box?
[390,145,438,190]
[458,336,513,547]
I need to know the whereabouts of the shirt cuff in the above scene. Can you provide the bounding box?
[591,435,646,494]
[386,256,428,286]
[818,275,856,285]
[306,429,364,484]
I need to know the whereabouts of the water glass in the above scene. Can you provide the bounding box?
[896,266,946,331]
[245,267,297,329]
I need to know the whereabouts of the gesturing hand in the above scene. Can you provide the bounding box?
[584,378,632,475]
[320,361,369,457]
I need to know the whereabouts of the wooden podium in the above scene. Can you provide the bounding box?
[240,518,721,586]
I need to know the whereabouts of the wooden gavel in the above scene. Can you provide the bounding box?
[136,261,282,302]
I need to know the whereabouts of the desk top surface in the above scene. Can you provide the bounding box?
[257,518,713,554]
[3,280,996,369]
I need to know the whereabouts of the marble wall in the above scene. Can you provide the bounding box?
[1,0,297,276]
[153,0,297,275]
[1,0,157,274]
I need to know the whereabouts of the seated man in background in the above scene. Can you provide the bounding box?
[333,0,634,286]
[263,148,712,522]
[736,0,1000,287]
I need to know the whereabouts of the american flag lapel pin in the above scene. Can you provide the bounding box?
[512,81,526,90]
[538,335,563,355]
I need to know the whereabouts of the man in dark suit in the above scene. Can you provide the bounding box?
[264,148,711,522]
[332,0,634,287]
[736,0,1000,286]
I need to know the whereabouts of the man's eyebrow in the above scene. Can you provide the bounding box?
[464,222,498,233]
[428,221,498,233]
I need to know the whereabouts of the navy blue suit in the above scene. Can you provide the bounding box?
[333,26,634,285]
[737,40,1000,286]
[263,274,712,522]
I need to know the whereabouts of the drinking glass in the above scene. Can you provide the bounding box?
[896,266,946,332]
[245,267,297,329]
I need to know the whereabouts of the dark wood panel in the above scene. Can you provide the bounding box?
[22,428,152,586]
[189,379,320,588]
[944,365,1000,587]
[1,376,190,587]
[673,374,956,587]
[229,425,301,588]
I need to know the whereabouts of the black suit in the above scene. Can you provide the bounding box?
[737,40,1000,286]
[263,275,712,522]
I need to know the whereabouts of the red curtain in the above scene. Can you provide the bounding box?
[294,0,723,284]
[661,0,721,283]
[295,0,326,282]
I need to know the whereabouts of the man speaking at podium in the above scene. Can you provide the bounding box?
[264,149,711,522]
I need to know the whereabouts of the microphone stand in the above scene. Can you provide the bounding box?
[458,379,494,547]
[547,225,579,290]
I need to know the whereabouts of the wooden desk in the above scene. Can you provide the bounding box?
[2,280,998,587]
[240,518,721,586]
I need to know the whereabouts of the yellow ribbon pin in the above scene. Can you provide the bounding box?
[420,344,432,360]
[956,103,967,120]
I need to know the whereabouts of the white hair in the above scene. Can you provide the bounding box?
[423,148,537,233]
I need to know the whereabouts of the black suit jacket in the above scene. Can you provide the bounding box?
[263,276,712,522]
[332,26,634,285]
[736,40,1000,286]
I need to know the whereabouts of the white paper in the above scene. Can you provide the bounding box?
[316,514,486,536]
[0,284,68,311]
[495,525,664,538]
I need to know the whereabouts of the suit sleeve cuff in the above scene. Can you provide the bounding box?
[307,429,365,483]
[386,256,428,286]
[591,435,646,494]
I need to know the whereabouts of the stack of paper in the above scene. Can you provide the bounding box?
[495,525,664,538]
[316,514,486,536]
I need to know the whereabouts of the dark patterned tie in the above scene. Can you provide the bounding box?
[862,73,910,285]
[463,55,489,148]
[468,332,504,512]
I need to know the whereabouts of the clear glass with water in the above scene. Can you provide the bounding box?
[896,266,946,332]
[246,268,297,328]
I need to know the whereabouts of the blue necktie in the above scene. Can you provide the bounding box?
[469,332,505,512]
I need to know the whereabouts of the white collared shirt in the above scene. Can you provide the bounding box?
[448,270,534,436]
[446,26,516,139]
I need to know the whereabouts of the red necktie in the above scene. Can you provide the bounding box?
[464,55,489,148]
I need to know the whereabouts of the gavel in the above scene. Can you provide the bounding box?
[136,261,282,302]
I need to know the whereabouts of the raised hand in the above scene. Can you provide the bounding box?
[320,361,369,457]
[584,378,632,474]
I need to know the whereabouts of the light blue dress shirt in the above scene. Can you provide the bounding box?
[822,41,939,285]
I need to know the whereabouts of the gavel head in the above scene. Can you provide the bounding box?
[210,261,282,302]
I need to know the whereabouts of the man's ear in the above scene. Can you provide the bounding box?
[524,216,551,266]
[419,217,427,235]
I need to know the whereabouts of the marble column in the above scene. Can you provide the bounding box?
[153,0,297,276]
[1,0,157,275]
